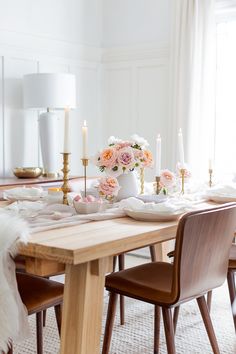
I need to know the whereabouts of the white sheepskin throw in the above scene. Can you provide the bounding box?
[0,211,30,353]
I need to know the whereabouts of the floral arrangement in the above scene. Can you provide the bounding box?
[97,176,120,201]
[95,135,153,177]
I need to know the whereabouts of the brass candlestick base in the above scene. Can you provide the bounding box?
[140,168,145,194]
[81,158,89,197]
[180,168,186,194]
[209,168,213,188]
[156,176,162,195]
[61,153,71,205]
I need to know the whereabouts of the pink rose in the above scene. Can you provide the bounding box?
[117,147,135,169]
[160,169,176,188]
[134,149,144,160]
[98,148,118,168]
[98,177,120,197]
[115,142,132,150]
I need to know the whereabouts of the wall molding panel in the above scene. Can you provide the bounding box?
[0,29,102,177]
[102,45,169,181]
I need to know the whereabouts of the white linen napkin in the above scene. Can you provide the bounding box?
[5,201,125,233]
[119,197,193,214]
[205,184,236,197]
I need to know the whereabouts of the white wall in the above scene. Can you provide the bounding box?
[102,0,170,47]
[0,0,102,46]
[0,0,103,177]
[101,0,171,181]
[0,0,172,181]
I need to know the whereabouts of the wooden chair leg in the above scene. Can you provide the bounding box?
[154,305,161,354]
[197,296,220,354]
[150,245,157,262]
[118,254,125,325]
[43,310,47,327]
[102,292,118,354]
[54,304,62,337]
[173,306,180,334]
[113,256,117,271]
[43,276,49,327]
[207,290,213,312]
[36,312,43,354]
[162,307,176,354]
[227,269,236,332]
[7,343,13,354]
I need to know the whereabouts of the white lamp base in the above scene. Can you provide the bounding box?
[39,111,59,176]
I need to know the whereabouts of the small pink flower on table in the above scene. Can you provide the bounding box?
[98,176,120,200]
[160,169,176,188]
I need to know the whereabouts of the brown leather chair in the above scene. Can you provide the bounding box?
[227,243,236,332]
[170,243,236,334]
[102,204,236,354]
[7,272,64,354]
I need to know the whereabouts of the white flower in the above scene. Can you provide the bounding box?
[108,136,123,145]
[130,134,149,148]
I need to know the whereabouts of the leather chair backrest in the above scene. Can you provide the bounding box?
[172,203,236,304]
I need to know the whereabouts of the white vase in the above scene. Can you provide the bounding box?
[117,172,139,201]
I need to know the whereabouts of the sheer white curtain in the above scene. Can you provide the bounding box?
[168,0,216,177]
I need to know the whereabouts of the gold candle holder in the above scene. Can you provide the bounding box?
[81,158,89,197]
[156,176,162,195]
[209,168,213,188]
[180,168,186,194]
[140,168,145,194]
[61,153,71,205]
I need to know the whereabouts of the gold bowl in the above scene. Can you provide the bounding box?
[13,167,42,178]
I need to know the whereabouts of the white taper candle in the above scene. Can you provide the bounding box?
[82,120,88,158]
[156,134,161,176]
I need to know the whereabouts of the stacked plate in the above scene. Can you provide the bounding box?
[205,184,236,203]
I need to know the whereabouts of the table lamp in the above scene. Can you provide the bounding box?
[23,73,76,177]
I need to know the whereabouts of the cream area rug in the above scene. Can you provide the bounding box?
[13,280,236,354]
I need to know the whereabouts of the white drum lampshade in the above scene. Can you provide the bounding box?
[23,73,76,176]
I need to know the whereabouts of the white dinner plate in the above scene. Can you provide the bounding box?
[124,208,184,222]
[207,195,236,203]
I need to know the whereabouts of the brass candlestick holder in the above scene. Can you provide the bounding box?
[180,168,186,194]
[81,158,89,197]
[140,168,145,194]
[155,176,162,195]
[209,168,213,188]
[61,153,71,205]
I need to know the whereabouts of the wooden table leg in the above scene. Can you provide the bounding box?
[152,240,175,262]
[60,257,112,354]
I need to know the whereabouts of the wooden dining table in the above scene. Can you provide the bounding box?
[17,212,182,354]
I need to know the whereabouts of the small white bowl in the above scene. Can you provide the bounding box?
[73,200,101,214]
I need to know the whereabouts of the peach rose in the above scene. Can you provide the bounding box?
[142,149,153,167]
[99,148,118,168]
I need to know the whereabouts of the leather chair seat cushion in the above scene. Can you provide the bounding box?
[106,262,174,305]
[229,244,236,269]
[16,273,64,315]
